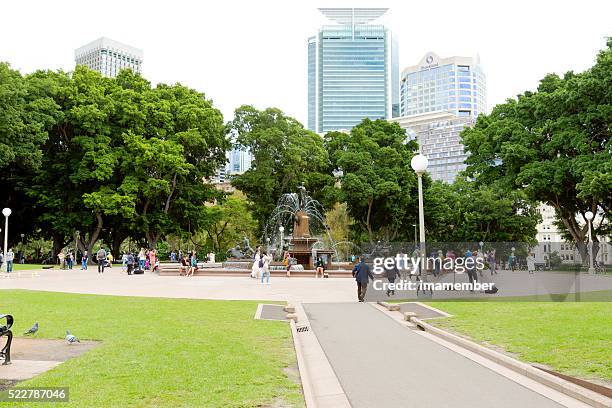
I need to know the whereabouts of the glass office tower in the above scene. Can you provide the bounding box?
[308,8,398,134]
[400,52,486,118]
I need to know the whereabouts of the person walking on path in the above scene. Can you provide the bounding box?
[260,251,271,284]
[385,262,399,297]
[81,251,88,270]
[96,247,107,274]
[352,257,374,302]
[488,250,497,275]
[126,252,135,275]
[148,249,156,272]
[464,249,477,290]
[5,248,14,273]
[138,249,146,270]
[527,252,536,274]
[188,251,198,277]
[66,251,74,269]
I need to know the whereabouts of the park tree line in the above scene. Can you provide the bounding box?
[1,40,609,262]
[1,64,228,258]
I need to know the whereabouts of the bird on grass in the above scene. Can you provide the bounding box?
[24,322,39,335]
[65,330,80,344]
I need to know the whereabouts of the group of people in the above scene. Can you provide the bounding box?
[178,251,199,277]
[250,246,273,284]
[0,248,15,272]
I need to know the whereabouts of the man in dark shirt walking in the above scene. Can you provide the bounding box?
[352,257,374,302]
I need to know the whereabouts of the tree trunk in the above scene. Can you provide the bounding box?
[85,212,104,264]
[51,232,66,263]
[111,231,126,259]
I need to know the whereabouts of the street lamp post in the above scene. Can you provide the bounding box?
[412,224,417,250]
[410,154,428,284]
[279,226,285,258]
[2,208,12,272]
[585,211,594,273]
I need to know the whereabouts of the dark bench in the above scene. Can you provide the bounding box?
[0,313,13,365]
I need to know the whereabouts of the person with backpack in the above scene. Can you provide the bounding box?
[385,262,400,297]
[352,256,374,302]
[97,247,107,273]
[126,252,135,275]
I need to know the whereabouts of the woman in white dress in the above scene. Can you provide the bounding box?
[251,248,261,278]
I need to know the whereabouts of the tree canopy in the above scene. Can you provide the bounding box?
[325,119,420,243]
[229,105,334,232]
[0,65,228,255]
[461,40,611,257]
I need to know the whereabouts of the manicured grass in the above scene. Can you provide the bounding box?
[0,290,304,407]
[6,264,52,271]
[389,290,612,302]
[426,301,612,383]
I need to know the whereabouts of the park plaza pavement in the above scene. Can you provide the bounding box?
[1,267,610,302]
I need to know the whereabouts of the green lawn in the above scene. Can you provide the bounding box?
[5,264,52,271]
[427,301,612,383]
[0,290,304,407]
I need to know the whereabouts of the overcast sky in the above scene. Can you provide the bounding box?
[2,0,610,125]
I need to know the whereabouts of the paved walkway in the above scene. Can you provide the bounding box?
[303,302,572,408]
[0,268,355,303]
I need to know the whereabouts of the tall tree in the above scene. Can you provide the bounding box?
[0,63,58,246]
[18,66,228,257]
[325,119,420,243]
[194,193,257,254]
[229,106,334,232]
[425,179,540,243]
[461,40,611,261]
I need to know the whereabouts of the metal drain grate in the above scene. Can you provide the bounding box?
[296,326,310,333]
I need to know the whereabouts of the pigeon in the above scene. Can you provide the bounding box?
[65,330,80,344]
[24,322,39,335]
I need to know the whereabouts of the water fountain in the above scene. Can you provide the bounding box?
[265,185,335,269]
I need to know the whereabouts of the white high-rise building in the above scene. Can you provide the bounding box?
[390,112,475,183]
[75,37,143,78]
[400,52,486,118]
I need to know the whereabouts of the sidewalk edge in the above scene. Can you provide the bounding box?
[290,318,317,408]
[412,317,612,408]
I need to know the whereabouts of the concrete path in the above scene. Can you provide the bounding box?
[0,268,355,303]
[303,302,571,408]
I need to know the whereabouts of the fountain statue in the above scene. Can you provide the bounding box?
[265,184,335,269]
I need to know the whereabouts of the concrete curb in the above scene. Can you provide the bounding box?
[289,318,317,408]
[411,316,612,408]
